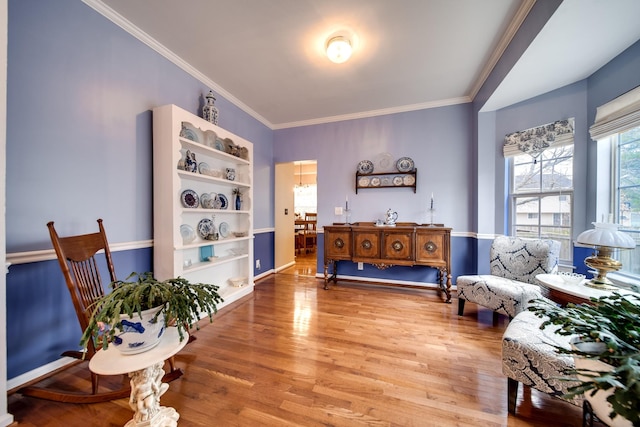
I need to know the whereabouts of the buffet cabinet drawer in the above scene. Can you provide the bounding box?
[325,227,352,259]
[382,231,414,261]
[353,230,381,260]
[415,231,447,267]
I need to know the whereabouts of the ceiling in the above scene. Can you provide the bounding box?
[94,0,640,129]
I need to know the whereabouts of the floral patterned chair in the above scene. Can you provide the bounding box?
[502,309,581,414]
[456,236,560,319]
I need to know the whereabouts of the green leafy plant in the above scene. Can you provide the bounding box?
[80,272,224,351]
[529,293,640,425]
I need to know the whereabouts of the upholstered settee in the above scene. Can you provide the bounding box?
[456,236,560,318]
[502,308,581,414]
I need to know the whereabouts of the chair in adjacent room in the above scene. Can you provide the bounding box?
[304,213,317,252]
[456,235,560,319]
[19,219,182,403]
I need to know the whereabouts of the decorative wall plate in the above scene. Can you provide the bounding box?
[358,176,370,187]
[393,176,403,185]
[214,138,225,151]
[180,224,196,244]
[381,176,391,186]
[357,160,374,174]
[219,222,230,238]
[197,218,215,239]
[181,189,199,208]
[374,152,394,172]
[396,157,415,172]
[403,175,415,185]
[370,177,381,187]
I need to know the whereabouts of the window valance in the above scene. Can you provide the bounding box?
[503,118,574,159]
[590,85,640,141]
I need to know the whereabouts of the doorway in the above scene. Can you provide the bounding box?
[274,161,317,277]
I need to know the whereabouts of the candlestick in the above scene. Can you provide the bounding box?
[345,195,349,211]
[430,193,434,210]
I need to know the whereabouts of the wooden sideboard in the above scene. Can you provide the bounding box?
[323,222,452,303]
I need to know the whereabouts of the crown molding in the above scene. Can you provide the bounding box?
[82,0,273,129]
[272,96,471,130]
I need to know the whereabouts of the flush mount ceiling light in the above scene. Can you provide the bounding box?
[326,36,352,64]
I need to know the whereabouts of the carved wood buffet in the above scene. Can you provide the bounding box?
[323,223,452,302]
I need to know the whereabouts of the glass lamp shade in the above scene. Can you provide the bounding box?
[576,222,636,289]
[576,222,635,249]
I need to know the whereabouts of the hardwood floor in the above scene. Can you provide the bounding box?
[8,263,597,426]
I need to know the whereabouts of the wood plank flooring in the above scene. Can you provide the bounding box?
[8,253,597,426]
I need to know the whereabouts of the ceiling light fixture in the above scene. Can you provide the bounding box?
[326,36,352,64]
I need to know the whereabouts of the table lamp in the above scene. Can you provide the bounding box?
[576,222,636,289]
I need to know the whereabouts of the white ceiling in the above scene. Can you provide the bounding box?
[93,0,640,129]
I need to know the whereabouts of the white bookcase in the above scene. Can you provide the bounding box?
[152,104,254,309]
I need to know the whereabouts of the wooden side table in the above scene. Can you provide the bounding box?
[535,273,634,306]
[89,327,188,427]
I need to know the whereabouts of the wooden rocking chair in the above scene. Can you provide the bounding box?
[18,219,182,403]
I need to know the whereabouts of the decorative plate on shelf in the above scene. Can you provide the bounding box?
[214,137,225,151]
[393,176,403,186]
[374,152,394,172]
[179,122,199,142]
[381,176,391,186]
[357,160,374,174]
[358,176,370,187]
[403,175,416,185]
[204,130,217,148]
[181,189,199,208]
[370,177,381,187]
[180,224,196,245]
[200,192,215,209]
[198,162,211,175]
[197,218,216,240]
[396,157,415,172]
[218,222,230,238]
[214,193,228,210]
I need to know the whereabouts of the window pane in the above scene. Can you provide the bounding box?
[541,195,571,227]
[514,197,539,225]
[540,226,572,261]
[619,135,640,187]
[513,160,540,193]
[514,226,538,239]
[541,154,573,191]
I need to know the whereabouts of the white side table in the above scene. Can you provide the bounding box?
[535,273,634,305]
[89,327,188,427]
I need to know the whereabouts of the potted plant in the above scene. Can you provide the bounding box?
[80,272,224,354]
[529,292,640,426]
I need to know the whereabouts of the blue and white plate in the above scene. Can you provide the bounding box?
[198,162,210,175]
[214,137,225,151]
[219,222,230,238]
[197,218,215,239]
[396,157,415,172]
[179,122,199,142]
[214,193,228,210]
[181,189,199,208]
[357,160,374,174]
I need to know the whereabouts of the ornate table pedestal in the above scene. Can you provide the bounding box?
[89,327,188,427]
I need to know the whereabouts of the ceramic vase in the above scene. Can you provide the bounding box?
[235,195,242,210]
[202,90,219,125]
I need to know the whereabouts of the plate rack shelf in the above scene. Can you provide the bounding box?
[355,169,417,193]
[152,104,254,309]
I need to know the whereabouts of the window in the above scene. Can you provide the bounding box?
[510,145,574,262]
[612,125,640,277]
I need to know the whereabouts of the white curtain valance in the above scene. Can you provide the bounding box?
[503,118,574,159]
[590,85,640,141]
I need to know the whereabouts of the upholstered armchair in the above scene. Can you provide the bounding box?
[456,236,560,318]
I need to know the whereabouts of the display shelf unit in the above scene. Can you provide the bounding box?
[355,169,417,193]
[153,104,254,310]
